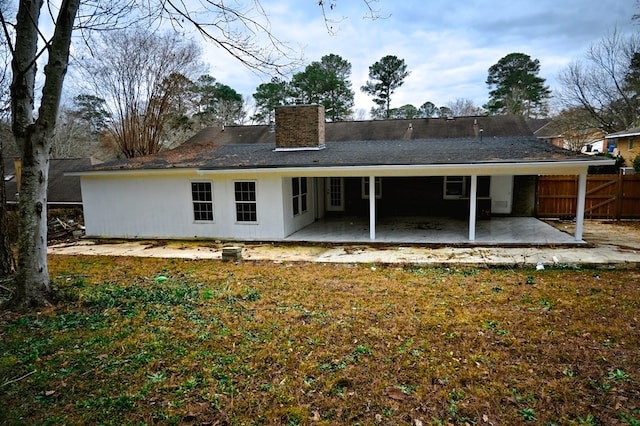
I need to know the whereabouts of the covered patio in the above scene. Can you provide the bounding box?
[285,216,582,245]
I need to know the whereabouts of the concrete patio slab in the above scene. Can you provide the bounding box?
[285,217,581,245]
[48,220,640,268]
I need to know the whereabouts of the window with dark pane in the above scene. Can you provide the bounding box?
[361,177,382,199]
[191,182,213,221]
[234,181,257,222]
[292,177,308,216]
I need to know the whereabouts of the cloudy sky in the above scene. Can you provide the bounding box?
[197,0,638,118]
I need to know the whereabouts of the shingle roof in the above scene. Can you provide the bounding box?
[526,118,562,138]
[3,158,90,204]
[198,136,591,170]
[605,127,640,138]
[183,114,533,147]
[79,115,603,172]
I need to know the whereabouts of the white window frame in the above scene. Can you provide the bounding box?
[191,181,214,222]
[361,177,382,199]
[292,177,308,216]
[443,176,466,199]
[234,180,258,223]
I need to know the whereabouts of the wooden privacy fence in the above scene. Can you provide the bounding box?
[537,173,640,219]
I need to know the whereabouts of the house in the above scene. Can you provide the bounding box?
[71,106,613,244]
[527,118,565,148]
[3,157,89,208]
[605,127,640,165]
[527,118,605,153]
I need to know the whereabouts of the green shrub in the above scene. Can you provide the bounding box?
[633,154,640,172]
[588,153,625,174]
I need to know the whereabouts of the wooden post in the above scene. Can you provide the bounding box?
[616,168,624,222]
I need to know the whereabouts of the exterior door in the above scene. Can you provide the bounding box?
[326,177,344,212]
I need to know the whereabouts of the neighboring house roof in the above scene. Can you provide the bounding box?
[605,127,640,139]
[3,157,90,204]
[73,114,611,175]
[185,115,533,147]
[526,118,562,138]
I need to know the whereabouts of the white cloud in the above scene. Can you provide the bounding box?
[196,0,638,117]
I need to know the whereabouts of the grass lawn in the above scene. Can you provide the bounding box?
[1,255,639,425]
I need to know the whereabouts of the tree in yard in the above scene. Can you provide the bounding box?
[193,74,245,128]
[484,52,551,118]
[445,98,485,117]
[557,31,640,133]
[419,101,438,118]
[2,0,80,307]
[633,153,640,172]
[388,104,420,119]
[290,54,354,121]
[80,28,202,158]
[552,107,602,152]
[252,77,293,124]
[151,72,202,150]
[361,55,409,119]
[436,106,453,118]
[72,94,110,134]
[50,95,110,159]
[1,0,376,309]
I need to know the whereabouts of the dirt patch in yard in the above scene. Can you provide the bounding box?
[546,219,640,249]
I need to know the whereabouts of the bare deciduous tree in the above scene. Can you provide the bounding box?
[553,107,603,152]
[51,108,97,159]
[1,0,377,309]
[445,98,485,117]
[557,30,640,133]
[81,29,202,158]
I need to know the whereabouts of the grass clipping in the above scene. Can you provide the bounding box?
[1,255,639,425]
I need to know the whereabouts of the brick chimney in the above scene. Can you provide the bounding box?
[274,104,326,151]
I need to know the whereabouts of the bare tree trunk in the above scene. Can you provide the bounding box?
[12,135,51,306]
[6,0,79,309]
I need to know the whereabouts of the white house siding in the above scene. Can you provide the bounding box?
[490,175,514,214]
[81,173,288,240]
[282,177,316,237]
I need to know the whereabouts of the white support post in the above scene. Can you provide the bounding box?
[575,172,587,241]
[468,175,478,241]
[369,176,376,240]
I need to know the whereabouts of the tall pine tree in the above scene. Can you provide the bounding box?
[484,53,550,118]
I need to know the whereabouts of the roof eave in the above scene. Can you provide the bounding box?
[66,168,199,177]
[606,131,640,139]
[197,160,611,177]
[70,158,614,178]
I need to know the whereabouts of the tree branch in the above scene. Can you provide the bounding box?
[1,370,36,388]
